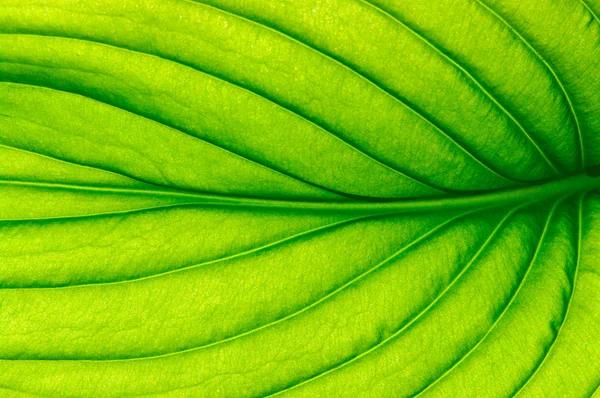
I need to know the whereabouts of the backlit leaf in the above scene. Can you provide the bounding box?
[1,0,600,396]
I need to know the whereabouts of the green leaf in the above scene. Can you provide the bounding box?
[1,0,600,397]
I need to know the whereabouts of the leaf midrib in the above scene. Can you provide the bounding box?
[2,173,599,219]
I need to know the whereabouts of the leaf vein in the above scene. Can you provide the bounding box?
[0,34,447,195]
[474,0,585,171]
[1,79,348,199]
[513,194,584,396]
[359,0,561,176]
[414,198,562,396]
[5,209,473,361]
[4,213,376,289]
[186,0,521,185]
[263,205,524,397]
[0,141,196,197]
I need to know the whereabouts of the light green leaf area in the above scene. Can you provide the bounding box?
[1,0,600,396]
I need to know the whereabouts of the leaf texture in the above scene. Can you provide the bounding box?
[1,0,600,397]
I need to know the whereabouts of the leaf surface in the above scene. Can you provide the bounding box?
[1,0,600,397]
